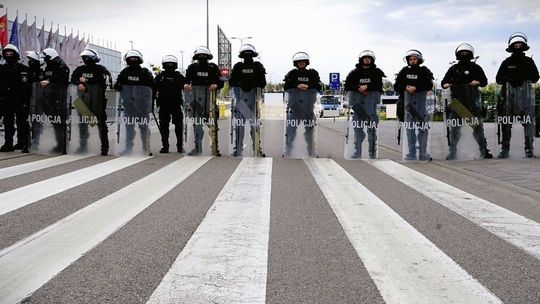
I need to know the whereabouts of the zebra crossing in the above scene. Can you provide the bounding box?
[0,154,539,303]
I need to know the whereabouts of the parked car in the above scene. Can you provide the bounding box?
[318,95,343,117]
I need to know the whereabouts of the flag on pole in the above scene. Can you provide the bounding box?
[19,18,29,61]
[38,22,45,50]
[0,14,7,47]
[28,20,37,51]
[8,16,19,47]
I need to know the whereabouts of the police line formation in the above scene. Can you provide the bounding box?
[0,32,538,161]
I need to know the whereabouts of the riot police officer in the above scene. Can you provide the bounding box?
[229,44,267,156]
[344,50,386,159]
[114,50,154,155]
[154,55,187,153]
[496,32,539,158]
[39,48,70,153]
[183,46,224,156]
[441,43,493,160]
[70,48,111,156]
[25,51,45,150]
[0,44,32,153]
[283,52,322,157]
[394,49,434,160]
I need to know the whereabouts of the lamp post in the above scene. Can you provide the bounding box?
[180,50,184,73]
[230,36,252,50]
[129,40,133,50]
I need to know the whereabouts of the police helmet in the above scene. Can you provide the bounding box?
[455,43,474,60]
[162,55,178,69]
[506,32,530,52]
[80,48,100,63]
[192,46,213,60]
[124,49,144,64]
[359,50,376,62]
[42,48,59,61]
[2,44,20,60]
[239,44,258,58]
[292,52,310,67]
[26,50,41,61]
[404,49,424,64]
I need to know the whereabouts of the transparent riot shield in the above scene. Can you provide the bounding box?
[184,86,220,156]
[344,91,380,159]
[496,81,536,158]
[401,91,432,161]
[29,82,67,155]
[283,88,318,158]
[229,87,265,157]
[114,85,152,156]
[443,84,487,160]
[67,84,107,155]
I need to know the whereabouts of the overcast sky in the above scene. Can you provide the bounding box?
[4,0,540,85]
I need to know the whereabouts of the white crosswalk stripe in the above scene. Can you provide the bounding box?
[368,159,540,261]
[0,156,538,303]
[0,156,211,304]
[148,157,272,304]
[305,158,501,304]
[0,154,91,180]
[0,156,150,216]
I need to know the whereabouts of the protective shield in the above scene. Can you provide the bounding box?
[283,88,318,158]
[184,85,220,156]
[114,85,152,156]
[344,91,380,159]
[67,84,107,155]
[29,82,67,155]
[443,84,487,160]
[496,81,536,158]
[401,91,432,161]
[229,87,265,157]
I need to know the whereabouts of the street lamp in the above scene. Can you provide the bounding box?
[180,50,184,73]
[129,40,133,50]
[230,36,253,50]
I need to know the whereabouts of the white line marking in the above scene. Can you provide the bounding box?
[0,156,150,216]
[147,157,272,304]
[0,156,211,304]
[305,158,501,304]
[369,159,540,261]
[0,155,90,180]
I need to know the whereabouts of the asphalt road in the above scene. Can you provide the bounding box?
[0,108,540,303]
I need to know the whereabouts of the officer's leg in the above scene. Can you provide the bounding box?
[418,126,430,160]
[77,115,89,152]
[351,114,363,158]
[1,110,15,151]
[14,105,30,152]
[159,107,171,153]
[139,114,150,154]
[368,126,377,159]
[472,121,488,158]
[524,123,535,157]
[171,107,183,153]
[405,123,417,159]
[284,115,297,157]
[304,122,314,156]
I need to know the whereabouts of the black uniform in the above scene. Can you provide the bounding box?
[344,63,385,158]
[0,62,32,152]
[441,60,490,159]
[40,56,70,153]
[496,51,539,157]
[229,60,267,90]
[229,58,267,156]
[70,63,111,154]
[154,69,187,152]
[114,65,154,153]
[283,67,322,156]
[184,60,224,155]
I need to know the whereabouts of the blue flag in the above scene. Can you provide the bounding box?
[8,16,18,47]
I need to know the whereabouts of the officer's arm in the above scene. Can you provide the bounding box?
[283,71,296,90]
[527,58,540,83]
[344,70,357,92]
[256,62,267,88]
[393,69,406,93]
[310,70,323,91]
